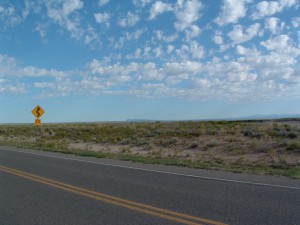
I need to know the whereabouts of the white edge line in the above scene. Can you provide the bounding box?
[1,147,300,190]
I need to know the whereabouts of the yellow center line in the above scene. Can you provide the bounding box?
[0,165,228,225]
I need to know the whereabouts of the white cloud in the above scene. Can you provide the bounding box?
[133,0,152,7]
[98,0,110,7]
[228,23,261,44]
[143,46,152,57]
[0,3,23,27]
[45,0,84,38]
[236,45,247,55]
[155,30,178,42]
[94,12,110,26]
[292,17,300,28]
[0,54,18,76]
[167,45,175,54]
[84,25,101,46]
[213,31,224,45]
[34,22,49,40]
[261,34,300,58]
[111,37,125,49]
[189,41,205,59]
[118,11,140,27]
[252,0,297,19]
[185,25,201,40]
[237,46,297,84]
[265,17,284,34]
[1,51,299,99]
[1,1,300,100]
[126,29,145,40]
[153,46,163,57]
[149,1,172,20]
[215,0,252,26]
[174,0,202,31]
[0,84,27,94]
[0,0,99,47]
[261,34,289,51]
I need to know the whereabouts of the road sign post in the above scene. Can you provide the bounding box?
[32,105,45,148]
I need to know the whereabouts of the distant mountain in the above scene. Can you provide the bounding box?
[243,114,300,120]
[126,119,157,122]
[125,114,300,122]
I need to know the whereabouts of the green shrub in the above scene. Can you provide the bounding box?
[159,138,178,147]
[136,138,151,146]
[243,130,262,139]
[286,142,300,152]
[287,132,297,139]
[189,141,199,149]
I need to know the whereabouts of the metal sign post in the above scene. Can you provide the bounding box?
[36,125,39,147]
[32,106,44,148]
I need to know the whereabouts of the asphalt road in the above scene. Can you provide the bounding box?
[0,147,299,225]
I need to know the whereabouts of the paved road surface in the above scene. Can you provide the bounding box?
[0,146,299,225]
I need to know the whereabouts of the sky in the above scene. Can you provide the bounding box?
[0,0,300,123]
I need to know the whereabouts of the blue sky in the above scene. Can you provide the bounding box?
[0,0,300,123]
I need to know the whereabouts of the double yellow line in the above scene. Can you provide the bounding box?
[0,165,227,225]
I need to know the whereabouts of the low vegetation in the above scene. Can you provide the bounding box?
[0,119,300,178]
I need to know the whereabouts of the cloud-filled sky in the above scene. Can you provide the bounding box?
[0,0,300,123]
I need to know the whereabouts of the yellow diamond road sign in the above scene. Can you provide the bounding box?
[32,105,45,119]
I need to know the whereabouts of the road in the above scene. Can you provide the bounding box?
[0,146,299,225]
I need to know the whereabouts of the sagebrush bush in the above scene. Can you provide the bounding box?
[286,142,300,152]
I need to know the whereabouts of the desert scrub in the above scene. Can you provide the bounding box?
[287,132,298,139]
[243,129,263,139]
[225,145,245,155]
[135,138,152,147]
[120,147,132,154]
[149,148,164,156]
[286,142,300,152]
[188,141,199,149]
[1,120,300,178]
[205,139,220,148]
[268,148,277,158]
[157,137,178,147]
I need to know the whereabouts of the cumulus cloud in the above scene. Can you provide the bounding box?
[1,1,299,100]
[261,34,300,58]
[167,45,175,54]
[264,17,284,34]
[189,40,205,59]
[292,17,300,28]
[149,1,172,20]
[98,0,110,7]
[84,46,300,99]
[261,34,290,51]
[228,23,261,44]
[133,0,152,7]
[237,45,298,83]
[45,0,84,38]
[0,2,24,27]
[125,29,145,40]
[153,46,163,58]
[215,0,252,26]
[118,11,140,27]
[1,51,300,100]
[84,25,101,46]
[185,25,201,40]
[213,31,224,45]
[174,0,202,31]
[94,12,110,26]
[0,84,27,94]
[155,30,178,42]
[252,0,297,19]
